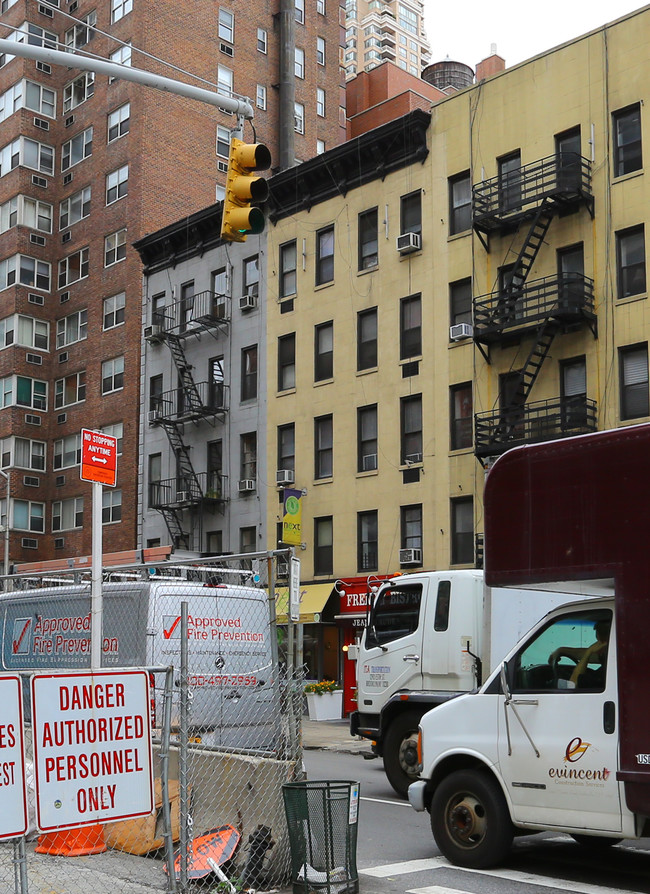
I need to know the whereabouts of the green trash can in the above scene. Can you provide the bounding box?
[282,780,360,894]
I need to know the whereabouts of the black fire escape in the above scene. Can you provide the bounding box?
[145,289,229,547]
[472,153,598,461]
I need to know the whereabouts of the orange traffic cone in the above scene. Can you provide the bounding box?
[35,823,106,856]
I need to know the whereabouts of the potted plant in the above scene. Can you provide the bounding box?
[304,680,343,721]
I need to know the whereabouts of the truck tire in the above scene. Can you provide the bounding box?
[430,769,514,868]
[382,711,422,798]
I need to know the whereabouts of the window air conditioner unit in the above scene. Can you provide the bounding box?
[396,232,421,254]
[176,490,190,503]
[239,293,257,311]
[399,548,422,566]
[144,324,163,342]
[405,453,423,464]
[362,453,377,471]
[276,469,295,485]
[238,478,256,493]
[449,322,473,341]
[148,409,161,423]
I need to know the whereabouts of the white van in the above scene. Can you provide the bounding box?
[0,580,280,751]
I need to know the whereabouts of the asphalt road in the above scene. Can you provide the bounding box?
[304,749,650,894]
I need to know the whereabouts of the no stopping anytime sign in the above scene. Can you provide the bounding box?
[31,670,154,831]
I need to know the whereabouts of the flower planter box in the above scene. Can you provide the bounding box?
[306,690,343,721]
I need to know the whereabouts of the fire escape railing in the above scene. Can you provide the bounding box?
[148,472,228,509]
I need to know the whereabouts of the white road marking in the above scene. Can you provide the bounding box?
[362,858,447,877]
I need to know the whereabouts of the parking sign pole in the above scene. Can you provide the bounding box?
[91,480,103,669]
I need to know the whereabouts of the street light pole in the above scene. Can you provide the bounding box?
[0,468,10,579]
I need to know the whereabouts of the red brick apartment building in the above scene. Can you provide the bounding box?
[0,0,345,566]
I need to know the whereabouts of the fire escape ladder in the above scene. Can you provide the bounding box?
[158,505,186,549]
[166,334,204,414]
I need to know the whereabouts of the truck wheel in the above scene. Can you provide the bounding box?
[431,769,514,869]
[382,711,422,798]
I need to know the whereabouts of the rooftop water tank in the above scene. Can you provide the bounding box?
[422,59,474,92]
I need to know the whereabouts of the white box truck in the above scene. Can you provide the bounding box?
[0,579,280,750]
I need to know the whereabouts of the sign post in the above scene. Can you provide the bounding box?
[80,430,118,669]
[0,675,27,841]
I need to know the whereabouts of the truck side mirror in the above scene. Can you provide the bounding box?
[500,660,512,701]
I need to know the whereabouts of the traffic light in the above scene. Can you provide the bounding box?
[220,137,272,243]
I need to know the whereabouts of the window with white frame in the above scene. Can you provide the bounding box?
[59,185,90,229]
[316,139,325,155]
[0,137,54,178]
[104,228,126,266]
[54,371,85,408]
[111,0,132,24]
[317,0,325,12]
[107,103,129,141]
[102,356,124,394]
[62,127,92,170]
[63,72,94,112]
[217,65,233,96]
[10,437,46,470]
[102,488,122,523]
[101,422,123,455]
[56,309,87,348]
[257,29,267,53]
[16,315,48,350]
[295,47,305,78]
[58,247,89,288]
[105,164,128,204]
[0,195,51,233]
[316,87,325,117]
[295,0,304,22]
[0,255,50,291]
[14,376,47,410]
[52,496,83,531]
[256,85,266,110]
[0,80,55,122]
[317,36,325,64]
[103,292,125,329]
[65,11,96,50]
[13,499,44,532]
[294,102,304,134]
[109,42,131,70]
[53,433,81,469]
[1,23,57,68]
[218,8,234,42]
[216,125,230,159]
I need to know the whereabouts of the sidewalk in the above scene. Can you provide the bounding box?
[301,718,373,755]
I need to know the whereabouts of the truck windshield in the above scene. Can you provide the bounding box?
[366,584,422,647]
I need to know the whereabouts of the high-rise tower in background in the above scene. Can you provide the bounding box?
[343,0,431,81]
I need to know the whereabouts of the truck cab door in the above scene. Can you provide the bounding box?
[497,606,622,833]
[357,581,425,708]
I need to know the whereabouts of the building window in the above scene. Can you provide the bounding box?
[317,36,325,65]
[109,42,131,73]
[105,228,127,266]
[561,357,587,429]
[358,208,378,270]
[280,241,297,298]
[316,225,334,285]
[449,171,471,235]
[314,321,333,381]
[317,0,325,13]
[103,292,125,329]
[401,395,422,464]
[52,497,83,531]
[58,248,89,288]
[59,186,91,229]
[206,440,223,498]
[256,85,267,110]
[13,500,44,533]
[257,28,267,53]
[400,294,421,359]
[450,278,472,327]
[294,102,305,134]
[240,526,257,553]
[295,47,305,78]
[101,422,123,456]
[63,72,95,112]
[0,137,53,178]
[314,516,333,575]
[107,103,130,142]
[315,415,333,479]
[216,125,230,159]
[0,255,50,292]
[617,225,646,298]
[62,126,93,170]
[1,196,51,234]
[14,315,48,350]
[148,453,161,507]
[240,432,257,480]
[13,376,47,410]
[316,87,326,117]
[401,504,422,552]
[278,333,296,391]
[105,164,128,204]
[53,433,81,470]
[451,497,474,565]
[217,65,233,96]
[278,423,295,473]
[358,510,378,571]
[11,437,45,470]
[450,383,473,450]
[613,103,642,177]
[241,345,258,401]
[400,190,422,237]
[316,139,325,155]
[101,356,124,394]
[357,404,377,472]
[620,344,649,420]
[218,8,234,42]
[498,150,522,212]
[102,489,122,524]
[111,0,132,23]
[56,309,87,348]
[149,374,163,413]
[295,0,304,23]
[357,307,377,370]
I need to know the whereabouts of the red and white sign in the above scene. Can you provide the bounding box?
[80,429,117,487]
[31,670,154,831]
[0,675,27,840]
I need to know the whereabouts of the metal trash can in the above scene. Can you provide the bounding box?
[282,780,360,894]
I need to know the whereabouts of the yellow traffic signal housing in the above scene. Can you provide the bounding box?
[220,138,272,243]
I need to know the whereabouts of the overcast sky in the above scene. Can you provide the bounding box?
[422,1,647,70]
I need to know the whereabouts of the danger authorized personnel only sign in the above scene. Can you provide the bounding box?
[31,670,154,832]
[0,675,27,840]
[80,428,118,487]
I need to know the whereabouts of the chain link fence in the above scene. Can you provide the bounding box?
[0,553,306,894]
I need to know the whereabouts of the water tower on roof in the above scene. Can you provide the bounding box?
[422,57,474,92]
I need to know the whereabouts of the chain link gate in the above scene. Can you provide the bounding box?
[0,551,304,894]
